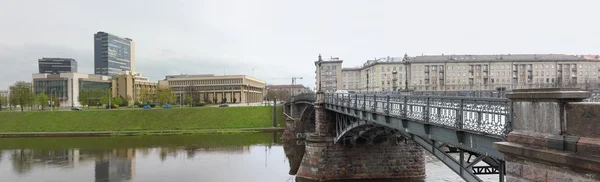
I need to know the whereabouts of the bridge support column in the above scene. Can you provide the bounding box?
[281,117,297,140]
[495,88,600,182]
[297,92,425,181]
[297,135,425,181]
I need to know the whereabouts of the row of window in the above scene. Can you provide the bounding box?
[169,79,244,86]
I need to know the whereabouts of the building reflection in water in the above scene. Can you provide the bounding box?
[94,149,136,182]
[10,149,81,175]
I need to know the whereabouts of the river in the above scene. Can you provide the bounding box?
[0,133,499,182]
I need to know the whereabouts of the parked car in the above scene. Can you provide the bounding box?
[71,107,83,111]
[163,104,171,109]
[219,104,229,107]
[334,90,350,97]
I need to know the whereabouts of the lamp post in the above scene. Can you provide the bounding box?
[50,88,56,111]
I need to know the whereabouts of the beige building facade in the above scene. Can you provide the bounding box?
[407,54,600,91]
[320,54,600,93]
[111,71,157,104]
[315,55,343,93]
[159,74,265,103]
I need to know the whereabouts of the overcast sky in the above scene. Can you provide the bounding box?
[1,0,599,90]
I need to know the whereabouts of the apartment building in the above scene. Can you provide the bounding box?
[318,54,600,93]
[407,54,600,91]
[315,55,343,93]
[341,68,360,92]
[358,57,408,92]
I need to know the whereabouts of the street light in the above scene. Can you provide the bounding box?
[50,88,56,111]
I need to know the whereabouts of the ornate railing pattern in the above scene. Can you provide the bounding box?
[325,93,512,138]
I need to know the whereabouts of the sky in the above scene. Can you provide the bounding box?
[1,0,600,90]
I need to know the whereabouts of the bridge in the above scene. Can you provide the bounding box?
[283,89,600,182]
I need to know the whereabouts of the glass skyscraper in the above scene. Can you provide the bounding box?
[38,58,77,74]
[94,31,135,76]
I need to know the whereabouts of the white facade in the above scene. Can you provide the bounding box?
[32,72,110,107]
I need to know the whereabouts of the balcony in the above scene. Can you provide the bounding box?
[527,75,533,79]
[527,69,533,72]
[469,69,474,73]
[392,77,398,81]
[439,68,444,73]
[424,69,429,73]
[572,68,577,72]
[392,70,398,74]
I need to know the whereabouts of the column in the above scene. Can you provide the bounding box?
[495,88,600,182]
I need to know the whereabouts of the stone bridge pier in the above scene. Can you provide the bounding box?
[495,89,600,182]
[282,99,316,140]
[296,92,425,181]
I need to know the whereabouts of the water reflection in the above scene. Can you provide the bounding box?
[282,140,305,175]
[95,149,135,182]
[0,133,288,182]
[0,133,496,181]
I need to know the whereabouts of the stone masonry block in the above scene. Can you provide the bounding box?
[522,163,547,182]
[506,161,523,177]
[547,171,573,182]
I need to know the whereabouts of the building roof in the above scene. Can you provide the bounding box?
[408,54,600,63]
[342,67,361,71]
[266,84,306,89]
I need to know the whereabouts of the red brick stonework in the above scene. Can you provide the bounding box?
[296,135,425,181]
[281,118,297,140]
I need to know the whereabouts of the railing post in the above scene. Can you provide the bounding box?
[457,99,464,129]
[424,97,430,122]
[386,95,390,115]
[363,94,366,110]
[403,96,408,118]
[373,95,377,112]
[354,94,358,109]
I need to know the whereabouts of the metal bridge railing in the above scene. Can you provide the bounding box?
[325,93,512,138]
[290,93,317,103]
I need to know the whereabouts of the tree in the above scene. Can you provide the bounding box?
[233,97,237,103]
[185,94,193,106]
[221,97,227,104]
[36,93,49,110]
[49,95,60,108]
[91,88,104,108]
[9,81,34,112]
[157,86,175,105]
[78,90,89,107]
[0,95,7,111]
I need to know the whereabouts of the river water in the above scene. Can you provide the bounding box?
[0,133,499,182]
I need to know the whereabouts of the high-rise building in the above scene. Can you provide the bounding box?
[38,58,77,74]
[314,55,343,93]
[94,31,135,76]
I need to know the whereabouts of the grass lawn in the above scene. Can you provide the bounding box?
[0,106,285,132]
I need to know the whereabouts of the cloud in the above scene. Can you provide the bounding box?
[0,44,94,89]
